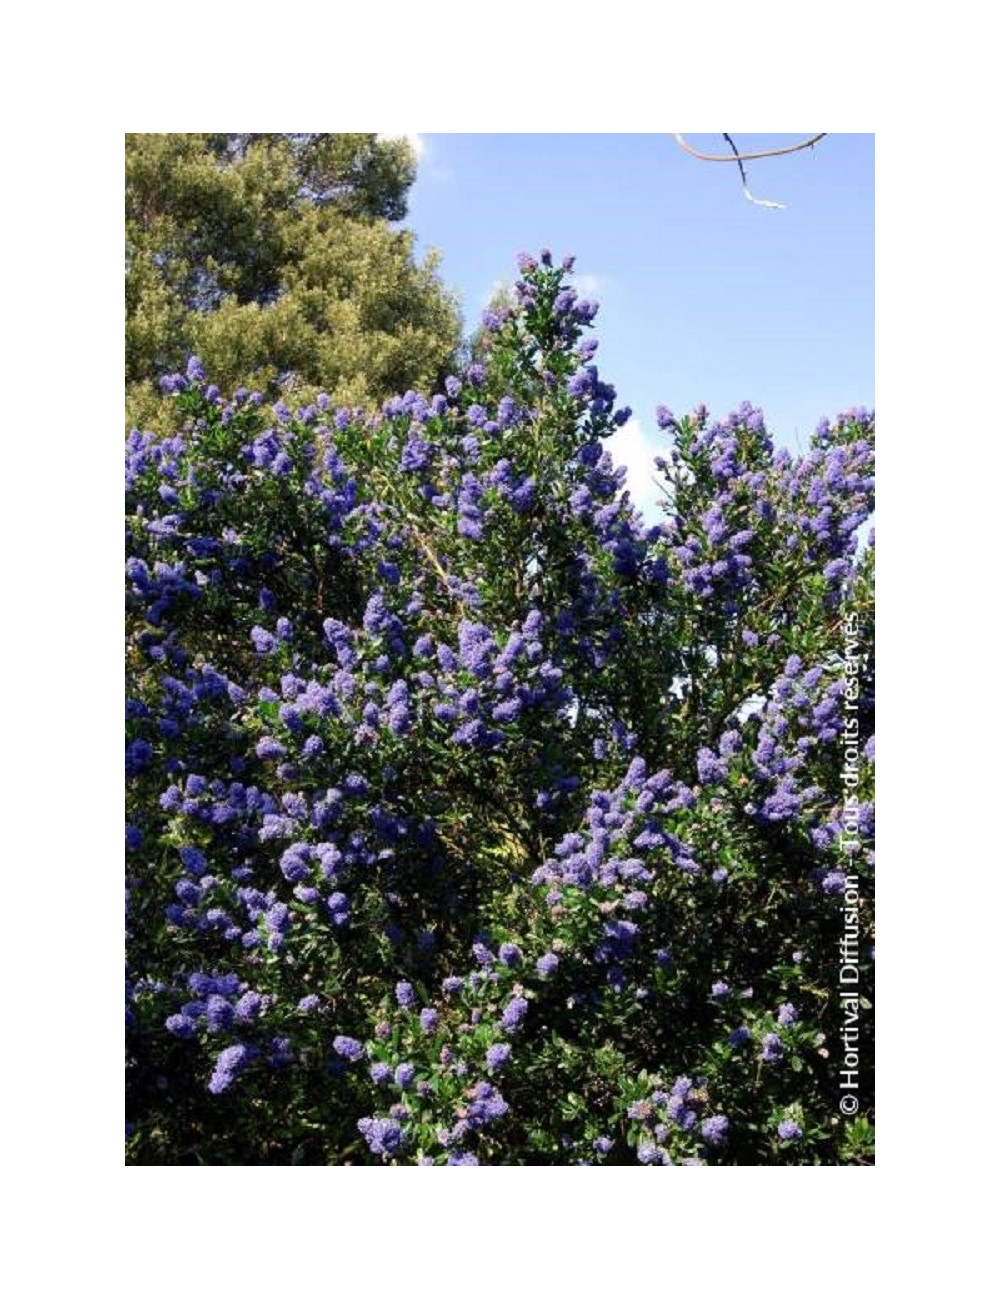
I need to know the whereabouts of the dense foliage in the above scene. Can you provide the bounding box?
[125,252,874,1165]
[126,133,460,430]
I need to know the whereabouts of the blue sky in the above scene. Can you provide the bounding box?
[395,133,874,516]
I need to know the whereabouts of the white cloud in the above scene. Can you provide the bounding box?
[606,417,665,521]
[574,273,606,298]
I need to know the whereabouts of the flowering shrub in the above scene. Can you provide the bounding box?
[126,251,874,1165]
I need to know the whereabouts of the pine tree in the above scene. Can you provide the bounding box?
[126,134,460,428]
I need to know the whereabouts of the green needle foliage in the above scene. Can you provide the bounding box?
[126,133,461,430]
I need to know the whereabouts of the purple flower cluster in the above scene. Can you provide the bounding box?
[208,1043,253,1094]
[357,1116,405,1159]
[626,1076,728,1165]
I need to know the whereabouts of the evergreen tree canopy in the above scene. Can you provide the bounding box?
[126,134,460,428]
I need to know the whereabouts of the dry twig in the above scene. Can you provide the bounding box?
[673,133,827,209]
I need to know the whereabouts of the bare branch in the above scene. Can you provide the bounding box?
[721,133,785,210]
[673,133,827,210]
[673,133,827,163]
